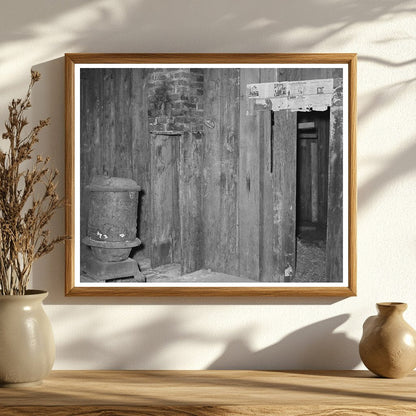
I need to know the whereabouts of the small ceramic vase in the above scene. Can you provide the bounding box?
[359,302,416,378]
[0,290,55,387]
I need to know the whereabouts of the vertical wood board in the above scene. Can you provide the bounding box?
[218,68,239,275]
[114,69,133,179]
[102,69,116,177]
[258,68,277,281]
[179,131,203,274]
[326,105,343,282]
[79,71,89,241]
[316,114,330,226]
[131,69,150,256]
[273,110,297,282]
[297,139,312,223]
[203,69,240,276]
[202,69,222,272]
[311,141,319,223]
[150,133,178,267]
[238,68,260,280]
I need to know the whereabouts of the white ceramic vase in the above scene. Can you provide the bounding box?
[0,290,55,387]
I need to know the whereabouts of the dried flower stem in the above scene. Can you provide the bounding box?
[0,71,66,295]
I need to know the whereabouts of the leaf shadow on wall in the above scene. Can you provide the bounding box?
[0,0,414,97]
[52,309,220,369]
[356,59,416,210]
[52,308,359,370]
[207,314,360,370]
[358,139,416,210]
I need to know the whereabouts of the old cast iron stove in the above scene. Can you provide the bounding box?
[82,175,145,282]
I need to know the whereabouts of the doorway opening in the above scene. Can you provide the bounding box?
[294,109,330,282]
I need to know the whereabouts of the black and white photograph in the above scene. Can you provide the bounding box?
[65,54,356,296]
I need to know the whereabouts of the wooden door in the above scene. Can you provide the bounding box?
[150,132,180,268]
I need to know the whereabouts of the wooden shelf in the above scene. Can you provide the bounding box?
[1,370,415,415]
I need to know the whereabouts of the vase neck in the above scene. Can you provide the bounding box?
[377,302,407,316]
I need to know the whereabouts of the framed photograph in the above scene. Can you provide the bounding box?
[65,53,356,296]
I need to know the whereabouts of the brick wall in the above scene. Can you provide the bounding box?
[147,68,204,133]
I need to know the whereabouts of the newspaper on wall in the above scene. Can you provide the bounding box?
[247,78,335,112]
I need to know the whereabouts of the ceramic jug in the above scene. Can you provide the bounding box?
[359,302,416,378]
[0,290,55,386]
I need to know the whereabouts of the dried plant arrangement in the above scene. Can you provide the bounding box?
[0,71,65,295]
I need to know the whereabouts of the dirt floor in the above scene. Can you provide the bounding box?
[81,228,327,283]
[81,255,257,283]
[292,226,327,282]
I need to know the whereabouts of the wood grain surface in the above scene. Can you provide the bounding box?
[238,68,261,280]
[1,370,415,415]
[273,110,297,282]
[203,68,239,277]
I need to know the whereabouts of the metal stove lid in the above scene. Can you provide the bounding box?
[86,175,141,192]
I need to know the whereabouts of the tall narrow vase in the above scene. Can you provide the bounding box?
[359,302,416,378]
[0,290,55,387]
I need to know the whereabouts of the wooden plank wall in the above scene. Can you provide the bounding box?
[238,68,299,282]
[80,69,150,254]
[203,69,239,276]
[80,68,343,282]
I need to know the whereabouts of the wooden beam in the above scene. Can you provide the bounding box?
[311,141,318,223]
[202,68,221,272]
[239,69,261,280]
[79,70,90,242]
[131,69,150,256]
[273,110,297,282]
[317,114,329,226]
[114,69,133,178]
[326,104,343,282]
[297,139,311,223]
[102,69,116,177]
[218,68,239,275]
[298,121,315,130]
[179,131,203,274]
[259,68,277,282]
[202,68,239,276]
[298,133,317,139]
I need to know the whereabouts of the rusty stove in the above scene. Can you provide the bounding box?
[82,175,145,282]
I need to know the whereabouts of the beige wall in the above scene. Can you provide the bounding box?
[0,0,415,370]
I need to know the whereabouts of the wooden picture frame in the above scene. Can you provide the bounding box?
[65,53,356,296]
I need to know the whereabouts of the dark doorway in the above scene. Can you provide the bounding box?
[294,109,330,282]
